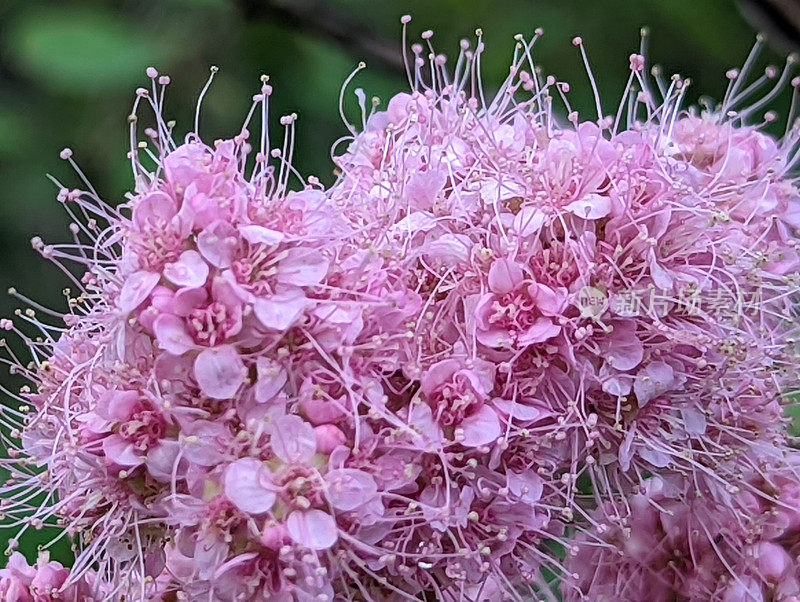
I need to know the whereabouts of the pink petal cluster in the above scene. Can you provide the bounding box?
[566,459,800,601]
[1,20,799,602]
[0,553,101,601]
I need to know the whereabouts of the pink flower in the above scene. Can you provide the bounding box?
[151,277,243,354]
[0,553,102,601]
[223,416,345,551]
[474,259,566,348]
[85,389,175,477]
[420,357,501,446]
[125,190,190,274]
[202,222,329,331]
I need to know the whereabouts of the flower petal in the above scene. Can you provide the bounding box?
[476,326,514,349]
[269,415,316,464]
[565,193,611,220]
[633,361,675,406]
[407,403,443,451]
[153,314,194,355]
[102,434,142,467]
[103,390,141,422]
[197,220,239,268]
[681,407,707,435]
[512,206,546,237]
[639,447,671,467]
[459,405,502,447]
[602,375,633,397]
[517,318,561,345]
[133,191,177,230]
[194,345,246,400]
[239,225,285,246]
[253,289,308,331]
[324,469,379,511]
[423,233,472,263]
[145,440,183,482]
[529,283,567,316]
[420,359,460,398]
[276,248,329,287]
[507,470,543,505]
[163,250,209,288]
[646,249,674,291]
[390,211,438,236]
[480,177,526,204]
[224,458,276,515]
[286,509,338,550]
[602,322,644,371]
[492,398,550,423]
[314,425,347,455]
[488,259,523,295]
[254,357,287,403]
[119,271,160,312]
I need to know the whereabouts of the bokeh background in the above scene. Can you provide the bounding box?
[0,0,793,565]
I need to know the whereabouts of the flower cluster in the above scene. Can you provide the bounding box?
[1,19,799,602]
[0,552,101,601]
[566,461,800,601]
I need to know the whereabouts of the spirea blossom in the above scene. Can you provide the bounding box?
[1,19,799,602]
[0,552,102,601]
[566,459,800,601]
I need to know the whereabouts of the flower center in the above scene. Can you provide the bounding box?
[488,292,539,338]
[274,465,325,510]
[432,376,481,427]
[231,243,281,296]
[118,409,166,452]
[134,228,183,271]
[203,497,244,537]
[187,302,235,346]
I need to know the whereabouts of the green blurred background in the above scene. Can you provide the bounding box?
[0,0,791,565]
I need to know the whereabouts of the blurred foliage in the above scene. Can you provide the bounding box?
[0,0,786,564]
